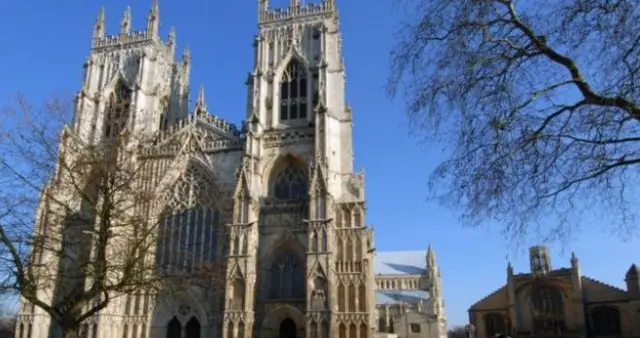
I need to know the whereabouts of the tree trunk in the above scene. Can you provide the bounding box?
[60,326,79,338]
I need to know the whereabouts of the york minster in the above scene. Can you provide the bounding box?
[14,1,447,338]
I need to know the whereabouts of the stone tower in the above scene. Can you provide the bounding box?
[74,1,189,145]
[221,1,375,338]
[529,245,551,276]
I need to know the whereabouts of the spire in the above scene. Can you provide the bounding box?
[93,7,105,39]
[168,26,176,45]
[427,244,436,268]
[195,85,207,114]
[290,0,300,7]
[182,45,191,64]
[120,6,132,36]
[147,0,160,37]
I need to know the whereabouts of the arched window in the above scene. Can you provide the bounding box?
[105,81,132,138]
[484,313,506,337]
[272,160,307,200]
[590,306,621,336]
[166,317,181,338]
[185,317,201,338]
[530,284,566,334]
[157,165,220,276]
[271,158,308,200]
[279,59,308,121]
[269,251,304,299]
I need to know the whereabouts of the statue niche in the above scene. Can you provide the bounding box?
[310,275,327,309]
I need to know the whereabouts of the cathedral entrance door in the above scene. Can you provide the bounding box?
[279,318,296,338]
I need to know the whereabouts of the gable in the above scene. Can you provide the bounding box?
[581,276,629,303]
[469,285,509,311]
[148,117,244,157]
[374,251,426,275]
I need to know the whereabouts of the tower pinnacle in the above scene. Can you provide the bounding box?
[120,7,132,36]
[147,0,160,37]
[195,85,207,114]
[93,7,105,39]
[427,243,436,268]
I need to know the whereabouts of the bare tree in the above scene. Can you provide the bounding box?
[388,0,640,240]
[0,95,225,338]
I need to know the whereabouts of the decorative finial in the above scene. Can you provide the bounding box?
[168,26,176,44]
[93,7,105,39]
[426,244,436,267]
[120,6,132,36]
[182,45,191,63]
[147,0,160,37]
[195,85,207,114]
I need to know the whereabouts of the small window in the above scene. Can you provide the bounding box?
[410,323,421,333]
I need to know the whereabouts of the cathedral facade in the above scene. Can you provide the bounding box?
[14,1,447,338]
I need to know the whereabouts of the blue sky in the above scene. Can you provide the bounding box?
[1,0,639,328]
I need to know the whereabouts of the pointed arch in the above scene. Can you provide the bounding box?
[155,156,219,208]
[278,55,309,121]
[155,157,222,276]
[268,154,309,200]
[529,282,566,334]
[104,77,133,139]
[184,317,200,338]
[261,304,306,333]
[166,317,181,338]
[267,248,305,300]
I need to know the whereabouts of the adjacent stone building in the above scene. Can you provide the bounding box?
[14,1,447,338]
[469,245,640,338]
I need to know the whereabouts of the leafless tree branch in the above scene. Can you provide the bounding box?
[388,0,640,240]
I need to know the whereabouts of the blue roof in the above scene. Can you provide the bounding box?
[374,250,427,275]
[375,289,430,305]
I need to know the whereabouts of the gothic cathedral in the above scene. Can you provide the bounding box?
[15,1,448,338]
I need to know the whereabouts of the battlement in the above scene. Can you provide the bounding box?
[259,0,335,24]
[92,30,156,49]
[91,1,166,50]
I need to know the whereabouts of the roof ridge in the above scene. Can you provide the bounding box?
[581,276,626,293]
[470,285,506,309]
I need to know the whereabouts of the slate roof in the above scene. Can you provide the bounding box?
[375,289,430,305]
[373,251,430,305]
[374,250,427,275]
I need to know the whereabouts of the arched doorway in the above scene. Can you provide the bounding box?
[279,318,296,338]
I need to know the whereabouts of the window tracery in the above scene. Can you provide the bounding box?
[166,317,200,338]
[280,59,308,121]
[272,159,308,200]
[530,284,565,334]
[157,165,220,275]
[484,313,506,337]
[105,81,132,139]
[269,251,304,299]
[590,306,621,336]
